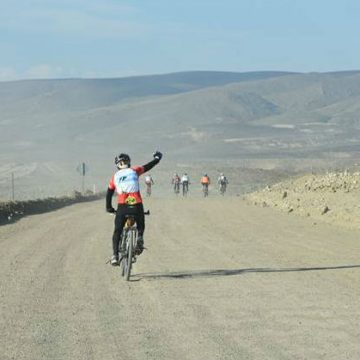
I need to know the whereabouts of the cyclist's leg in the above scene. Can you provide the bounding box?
[134,203,145,253]
[112,207,126,261]
[134,203,145,236]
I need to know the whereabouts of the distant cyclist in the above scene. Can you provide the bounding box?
[106,151,163,266]
[181,173,190,196]
[172,173,181,194]
[218,173,228,195]
[200,173,210,197]
[144,174,154,196]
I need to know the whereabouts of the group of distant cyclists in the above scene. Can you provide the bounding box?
[141,171,229,198]
[171,172,228,197]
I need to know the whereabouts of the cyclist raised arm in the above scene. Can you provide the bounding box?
[106,151,163,265]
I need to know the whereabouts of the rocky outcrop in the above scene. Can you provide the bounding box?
[246,171,360,229]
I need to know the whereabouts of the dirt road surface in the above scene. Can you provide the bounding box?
[1,196,360,360]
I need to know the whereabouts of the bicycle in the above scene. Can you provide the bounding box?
[173,182,180,195]
[182,181,189,197]
[146,184,152,197]
[202,184,209,197]
[219,183,226,195]
[119,210,150,281]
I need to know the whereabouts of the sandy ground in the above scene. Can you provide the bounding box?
[1,196,360,360]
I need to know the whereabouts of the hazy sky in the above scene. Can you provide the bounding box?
[1,0,359,80]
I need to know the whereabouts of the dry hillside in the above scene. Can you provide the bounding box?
[245,169,360,229]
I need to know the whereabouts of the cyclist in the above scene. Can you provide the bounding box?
[144,174,154,196]
[200,173,210,196]
[218,173,228,194]
[106,151,163,266]
[172,173,181,194]
[181,173,190,195]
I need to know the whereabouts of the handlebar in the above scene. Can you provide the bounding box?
[112,209,150,216]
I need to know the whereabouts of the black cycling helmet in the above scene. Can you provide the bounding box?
[115,153,131,165]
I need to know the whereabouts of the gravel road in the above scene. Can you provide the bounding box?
[1,197,360,360]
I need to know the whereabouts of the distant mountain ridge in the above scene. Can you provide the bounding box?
[0,71,295,112]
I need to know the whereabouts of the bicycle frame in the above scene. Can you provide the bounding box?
[120,216,138,281]
[118,210,150,281]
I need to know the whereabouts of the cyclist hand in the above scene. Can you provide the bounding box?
[153,150,163,161]
[107,207,116,213]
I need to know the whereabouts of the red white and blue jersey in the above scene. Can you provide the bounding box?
[108,166,145,204]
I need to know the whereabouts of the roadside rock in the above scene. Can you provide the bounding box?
[245,171,360,229]
[0,193,104,225]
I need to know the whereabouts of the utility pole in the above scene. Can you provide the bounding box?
[77,162,88,194]
[81,162,86,194]
[11,172,15,201]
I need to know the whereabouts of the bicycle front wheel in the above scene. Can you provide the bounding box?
[125,231,134,281]
[120,232,126,277]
